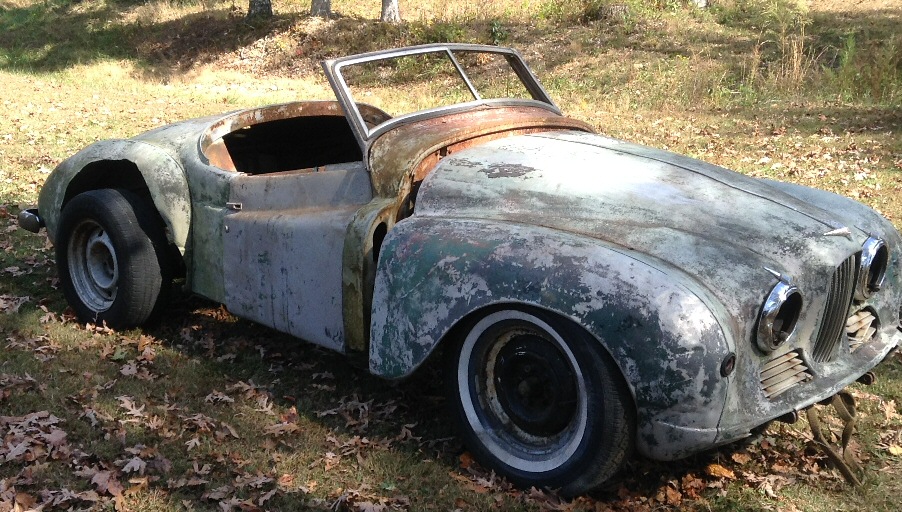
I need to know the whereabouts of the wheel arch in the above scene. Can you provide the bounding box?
[439,300,640,415]
[369,216,733,459]
[39,140,191,264]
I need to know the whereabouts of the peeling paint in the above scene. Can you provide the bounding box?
[33,45,902,471]
[480,163,538,179]
[368,129,902,460]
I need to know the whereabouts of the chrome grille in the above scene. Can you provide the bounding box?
[760,350,812,399]
[846,309,877,352]
[812,255,857,363]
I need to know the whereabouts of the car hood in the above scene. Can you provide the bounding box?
[414,130,869,316]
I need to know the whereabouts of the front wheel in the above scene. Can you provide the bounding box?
[56,189,171,329]
[446,309,634,495]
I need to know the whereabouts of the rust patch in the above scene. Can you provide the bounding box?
[200,101,391,167]
[370,105,594,199]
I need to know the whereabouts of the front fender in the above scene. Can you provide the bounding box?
[38,139,191,253]
[370,217,734,459]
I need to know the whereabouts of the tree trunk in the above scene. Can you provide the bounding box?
[311,0,331,17]
[247,0,273,18]
[381,0,400,22]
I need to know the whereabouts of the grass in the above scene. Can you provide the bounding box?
[1,0,901,510]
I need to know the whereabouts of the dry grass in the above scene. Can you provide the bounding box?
[1,0,902,510]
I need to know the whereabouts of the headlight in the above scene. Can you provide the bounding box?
[856,236,888,300]
[757,281,803,352]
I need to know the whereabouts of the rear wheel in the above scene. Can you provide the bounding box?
[446,308,633,495]
[56,189,170,328]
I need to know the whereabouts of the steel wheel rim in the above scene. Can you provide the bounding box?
[493,330,578,436]
[68,219,118,312]
[458,310,587,473]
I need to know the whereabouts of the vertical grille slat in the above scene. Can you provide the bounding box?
[812,255,857,363]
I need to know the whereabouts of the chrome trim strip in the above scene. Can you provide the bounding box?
[824,226,853,239]
[757,281,802,352]
[856,236,887,300]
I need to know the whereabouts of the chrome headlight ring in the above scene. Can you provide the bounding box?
[757,281,803,352]
[856,236,888,300]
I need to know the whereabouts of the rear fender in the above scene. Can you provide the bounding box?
[39,139,191,254]
[370,217,733,459]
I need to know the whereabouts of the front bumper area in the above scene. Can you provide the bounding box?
[18,208,43,233]
[716,327,901,447]
[639,327,900,461]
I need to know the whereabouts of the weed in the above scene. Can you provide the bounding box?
[826,34,902,103]
[537,0,571,21]
[410,21,467,44]
[490,19,509,45]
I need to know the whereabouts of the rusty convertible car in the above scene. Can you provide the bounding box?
[19,44,902,494]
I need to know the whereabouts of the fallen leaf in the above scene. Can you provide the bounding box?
[705,463,736,480]
[356,501,386,512]
[121,456,146,474]
[91,470,124,497]
[0,295,29,313]
[204,391,234,404]
[41,428,67,447]
[220,421,240,439]
[264,422,298,436]
[116,396,146,418]
[883,400,898,422]
[258,488,277,506]
[14,492,37,509]
[120,362,138,376]
[125,476,149,495]
[202,485,232,501]
[665,484,682,506]
[731,452,752,465]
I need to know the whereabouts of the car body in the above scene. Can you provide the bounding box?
[20,44,902,494]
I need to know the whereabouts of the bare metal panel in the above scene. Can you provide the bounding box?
[223,164,372,351]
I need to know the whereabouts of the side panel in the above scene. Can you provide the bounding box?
[222,164,373,351]
[39,140,191,252]
[369,217,732,460]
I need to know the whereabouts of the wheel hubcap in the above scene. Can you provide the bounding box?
[68,219,118,312]
[494,334,577,436]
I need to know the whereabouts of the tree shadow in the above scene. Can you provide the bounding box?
[3,1,898,115]
[0,0,295,74]
[0,0,134,70]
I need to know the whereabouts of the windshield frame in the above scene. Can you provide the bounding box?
[322,44,562,153]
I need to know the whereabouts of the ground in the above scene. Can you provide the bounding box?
[0,0,901,510]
